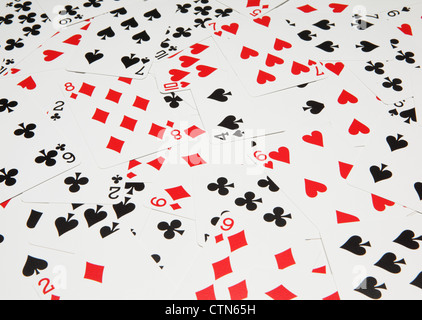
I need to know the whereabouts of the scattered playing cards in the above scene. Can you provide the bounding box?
[1,0,422,302]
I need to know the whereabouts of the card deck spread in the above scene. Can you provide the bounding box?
[1,0,422,300]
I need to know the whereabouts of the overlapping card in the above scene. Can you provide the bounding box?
[1,0,422,301]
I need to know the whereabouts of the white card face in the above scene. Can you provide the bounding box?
[153,37,229,93]
[20,80,146,205]
[190,69,305,144]
[59,72,205,168]
[290,66,390,148]
[20,156,147,205]
[384,97,420,129]
[66,1,173,79]
[7,20,92,76]
[152,0,237,62]
[344,10,422,104]
[21,161,128,205]
[0,200,38,299]
[0,72,81,203]
[376,1,422,20]
[347,59,417,104]
[0,0,55,68]
[412,63,422,127]
[19,200,148,255]
[347,115,422,213]
[191,163,319,247]
[269,0,400,60]
[142,160,197,220]
[323,215,422,300]
[174,207,322,300]
[0,201,78,300]
[36,0,139,28]
[66,234,168,300]
[18,237,166,300]
[245,120,413,233]
[140,136,247,220]
[191,66,390,148]
[244,265,339,300]
[134,208,201,294]
[210,12,327,96]
[21,245,83,300]
[354,0,422,13]
[216,0,287,18]
[0,197,165,301]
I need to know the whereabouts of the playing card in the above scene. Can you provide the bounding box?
[25,199,147,250]
[323,214,422,300]
[142,157,198,220]
[141,134,250,220]
[191,162,319,247]
[60,72,204,168]
[347,115,422,213]
[9,145,147,254]
[0,196,169,300]
[350,0,422,15]
[346,59,417,104]
[22,245,81,300]
[381,97,420,127]
[66,231,170,300]
[246,120,412,233]
[292,65,392,147]
[153,0,235,61]
[192,65,388,148]
[21,75,148,205]
[190,69,303,144]
[20,156,139,205]
[153,36,228,93]
[134,208,202,296]
[259,0,397,61]
[378,1,422,25]
[216,0,287,18]
[23,236,166,300]
[36,0,139,28]
[244,264,339,300]
[0,0,55,68]
[66,1,173,79]
[174,207,321,299]
[4,20,92,76]
[345,10,422,104]
[211,11,327,96]
[0,198,40,299]
[0,72,81,203]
